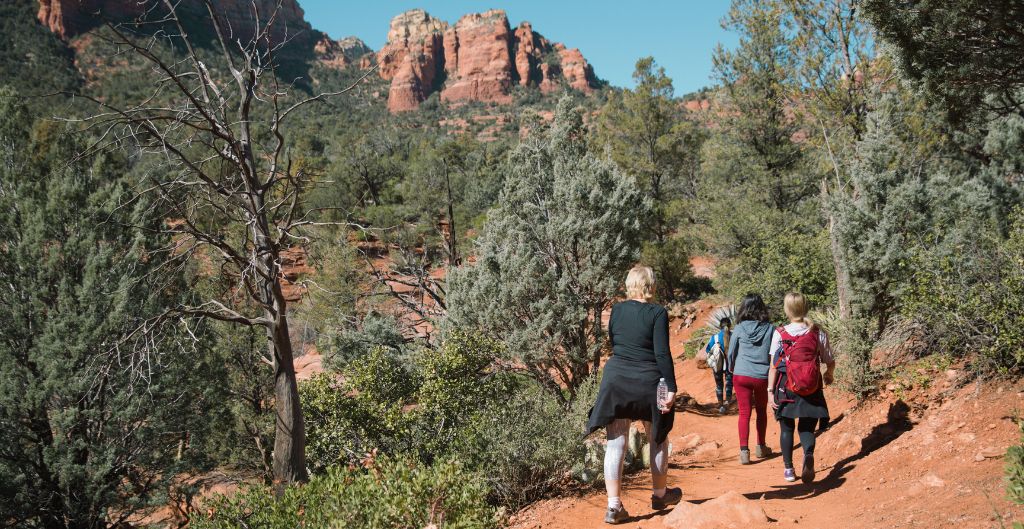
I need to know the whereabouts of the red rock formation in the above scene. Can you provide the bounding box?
[440,10,514,105]
[513,22,552,86]
[557,47,597,93]
[37,0,309,42]
[377,9,447,112]
[315,36,372,70]
[379,8,599,113]
[37,0,143,39]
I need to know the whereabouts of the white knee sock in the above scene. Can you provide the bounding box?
[604,419,629,508]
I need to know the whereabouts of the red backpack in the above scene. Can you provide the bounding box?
[777,327,821,396]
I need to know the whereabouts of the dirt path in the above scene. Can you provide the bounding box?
[509,303,1024,529]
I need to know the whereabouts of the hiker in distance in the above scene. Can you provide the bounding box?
[702,306,735,415]
[728,293,775,465]
[769,292,836,483]
[587,265,681,524]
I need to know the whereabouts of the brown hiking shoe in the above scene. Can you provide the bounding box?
[604,505,629,524]
[652,487,683,510]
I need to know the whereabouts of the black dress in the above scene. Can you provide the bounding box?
[586,300,677,444]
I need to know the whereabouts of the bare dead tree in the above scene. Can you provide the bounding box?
[71,0,379,490]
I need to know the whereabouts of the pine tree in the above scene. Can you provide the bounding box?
[593,57,706,300]
[446,96,649,403]
[0,88,217,528]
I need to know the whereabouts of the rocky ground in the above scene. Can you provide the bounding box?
[508,304,1024,529]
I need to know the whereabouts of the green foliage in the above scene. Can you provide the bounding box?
[0,88,217,528]
[455,375,601,509]
[412,332,513,458]
[1007,420,1024,508]
[719,228,837,311]
[321,314,408,370]
[200,323,276,481]
[191,457,498,529]
[863,0,1024,123]
[593,58,706,299]
[641,237,698,301]
[303,332,509,472]
[903,210,1024,373]
[447,96,649,402]
[0,0,79,106]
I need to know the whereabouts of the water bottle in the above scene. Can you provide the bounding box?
[657,378,669,412]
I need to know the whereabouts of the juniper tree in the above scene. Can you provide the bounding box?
[833,81,1020,337]
[0,88,218,529]
[446,97,649,403]
[863,0,1024,122]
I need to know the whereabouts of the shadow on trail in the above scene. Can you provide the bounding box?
[743,400,913,501]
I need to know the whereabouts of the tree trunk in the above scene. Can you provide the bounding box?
[269,306,308,495]
[828,212,853,320]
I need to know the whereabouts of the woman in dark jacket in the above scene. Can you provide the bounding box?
[587,266,681,524]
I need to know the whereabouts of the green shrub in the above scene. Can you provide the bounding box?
[642,237,696,301]
[300,347,417,473]
[320,314,407,370]
[411,332,513,460]
[303,332,509,472]
[1007,420,1024,507]
[454,375,600,509]
[191,457,498,529]
[903,211,1024,373]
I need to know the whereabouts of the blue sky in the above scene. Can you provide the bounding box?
[300,1,738,94]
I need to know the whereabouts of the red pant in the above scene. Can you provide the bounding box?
[733,375,768,449]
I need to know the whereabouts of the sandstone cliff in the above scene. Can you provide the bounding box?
[379,9,599,113]
[37,0,310,43]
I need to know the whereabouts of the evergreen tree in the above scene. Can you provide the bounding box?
[863,0,1024,122]
[0,88,218,528]
[700,0,832,305]
[447,96,649,403]
[594,57,706,300]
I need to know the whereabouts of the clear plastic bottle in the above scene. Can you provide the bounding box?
[657,378,669,412]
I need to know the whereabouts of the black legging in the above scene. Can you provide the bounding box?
[779,417,817,469]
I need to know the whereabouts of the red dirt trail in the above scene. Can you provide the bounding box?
[509,302,1024,529]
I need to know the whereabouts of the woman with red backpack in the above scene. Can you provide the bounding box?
[768,292,836,484]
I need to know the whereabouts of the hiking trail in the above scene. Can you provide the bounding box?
[509,300,1024,529]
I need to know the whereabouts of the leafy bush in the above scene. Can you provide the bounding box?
[411,332,513,460]
[191,457,498,529]
[1007,420,1024,508]
[454,375,601,509]
[642,237,696,301]
[302,332,509,472]
[719,228,837,312]
[301,347,417,473]
[903,211,1024,373]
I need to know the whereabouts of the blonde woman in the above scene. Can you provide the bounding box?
[587,266,681,523]
[768,293,836,484]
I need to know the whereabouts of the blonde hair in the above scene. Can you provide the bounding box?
[625,265,656,301]
[783,292,814,329]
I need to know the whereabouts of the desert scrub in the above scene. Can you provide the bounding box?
[191,457,498,529]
